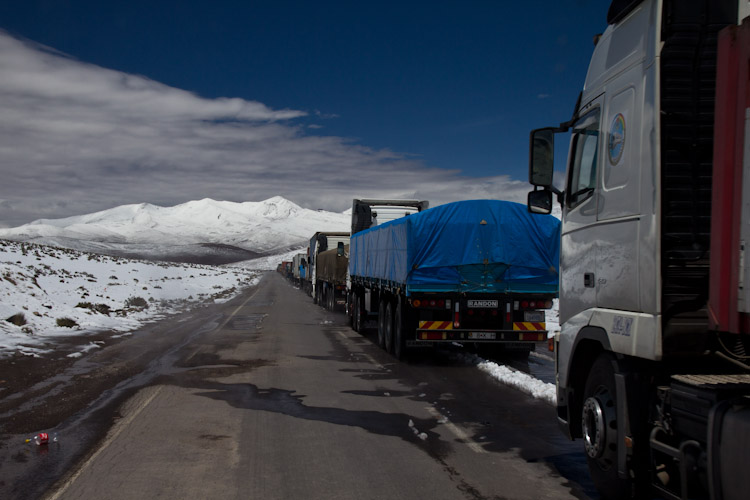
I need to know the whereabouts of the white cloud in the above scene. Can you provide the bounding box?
[0,30,531,227]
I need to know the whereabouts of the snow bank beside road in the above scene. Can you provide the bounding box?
[477,360,556,405]
[453,352,556,406]
[0,240,259,358]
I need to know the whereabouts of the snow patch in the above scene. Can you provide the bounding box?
[0,239,261,358]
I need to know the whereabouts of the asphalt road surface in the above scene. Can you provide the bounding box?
[1,272,597,500]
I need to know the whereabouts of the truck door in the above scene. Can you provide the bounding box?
[593,83,643,315]
[560,101,602,325]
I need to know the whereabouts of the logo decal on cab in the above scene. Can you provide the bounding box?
[608,113,626,166]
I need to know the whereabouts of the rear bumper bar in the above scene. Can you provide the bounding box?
[415,329,547,342]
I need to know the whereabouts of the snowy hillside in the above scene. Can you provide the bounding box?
[0,197,350,264]
[0,239,259,358]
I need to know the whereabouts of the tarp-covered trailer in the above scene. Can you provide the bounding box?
[349,199,560,359]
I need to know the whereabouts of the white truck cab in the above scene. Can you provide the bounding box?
[528,1,750,499]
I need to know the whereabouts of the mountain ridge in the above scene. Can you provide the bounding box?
[0,197,349,264]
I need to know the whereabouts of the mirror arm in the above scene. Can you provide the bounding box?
[554,188,565,206]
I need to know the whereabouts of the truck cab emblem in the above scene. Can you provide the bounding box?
[608,113,625,166]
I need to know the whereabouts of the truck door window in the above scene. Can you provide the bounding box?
[567,109,600,208]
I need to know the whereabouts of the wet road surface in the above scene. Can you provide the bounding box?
[1,272,597,500]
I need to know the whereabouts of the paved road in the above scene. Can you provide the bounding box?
[2,272,597,500]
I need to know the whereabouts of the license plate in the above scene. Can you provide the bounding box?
[467,300,498,308]
[524,311,545,322]
[468,332,496,340]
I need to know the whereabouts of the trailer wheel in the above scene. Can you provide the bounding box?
[582,354,631,500]
[352,292,362,333]
[393,299,408,360]
[377,299,387,348]
[348,294,354,327]
[384,301,394,353]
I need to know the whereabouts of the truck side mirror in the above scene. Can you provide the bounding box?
[351,200,373,235]
[529,128,555,187]
[337,241,345,257]
[528,189,553,215]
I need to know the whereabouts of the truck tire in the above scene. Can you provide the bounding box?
[352,292,360,332]
[348,294,354,327]
[393,299,408,360]
[377,298,387,348]
[582,353,632,500]
[384,301,395,353]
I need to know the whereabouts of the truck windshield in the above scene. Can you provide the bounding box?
[567,109,600,208]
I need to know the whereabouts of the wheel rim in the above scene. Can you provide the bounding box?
[582,387,617,467]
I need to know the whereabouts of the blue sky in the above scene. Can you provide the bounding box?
[0,1,609,226]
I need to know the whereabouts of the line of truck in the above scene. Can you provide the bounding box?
[279,2,750,497]
[283,198,561,360]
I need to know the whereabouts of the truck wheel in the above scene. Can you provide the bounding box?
[352,292,360,332]
[348,294,354,327]
[582,354,632,500]
[384,301,394,353]
[377,299,386,348]
[393,300,408,360]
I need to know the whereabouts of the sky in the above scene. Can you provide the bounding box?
[0,0,609,228]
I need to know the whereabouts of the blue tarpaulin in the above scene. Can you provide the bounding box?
[349,200,560,294]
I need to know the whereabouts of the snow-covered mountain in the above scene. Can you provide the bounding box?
[0,197,350,264]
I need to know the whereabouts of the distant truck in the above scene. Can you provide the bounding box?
[291,252,308,290]
[310,199,430,311]
[309,231,350,305]
[315,244,349,311]
[277,261,293,280]
[348,199,560,359]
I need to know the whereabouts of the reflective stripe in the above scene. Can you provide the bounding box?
[418,321,453,330]
[518,333,546,341]
[513,322,546,331]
